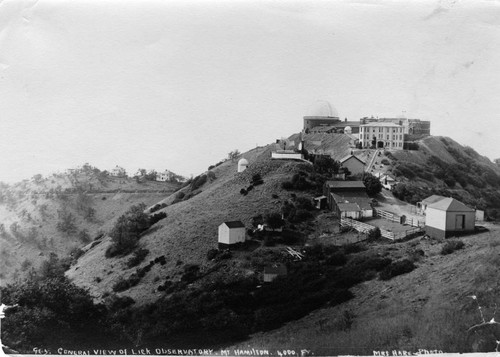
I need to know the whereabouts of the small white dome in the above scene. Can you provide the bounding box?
[237,158,249,172]
[344,126,352,133]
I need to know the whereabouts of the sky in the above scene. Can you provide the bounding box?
[1,0,500,183]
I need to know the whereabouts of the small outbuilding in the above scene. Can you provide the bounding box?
[263,263,288,283]
[238,158,249,173]
[425,197,475,239]
[340,155,366,176]
[218,221,246,248]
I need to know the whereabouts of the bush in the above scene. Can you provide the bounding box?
[181,264,200,283]
[106,203,150,257]
[112,277,132,292]
[191,174,207,190]
[380,259,416,280]
[367,227,381,241]
[149,212,167,225]
[441,240,465,255]
[282,230,303,244]
[206,249,218,260]
[251,174,264,186]
[126,248,149,268]
[292,209,313,223]
[343,243,366,254]
[281,181,294,190]
[325,251,347,266]
[150,203,167,213]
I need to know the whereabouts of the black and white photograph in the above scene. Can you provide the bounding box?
[1,0,500,355]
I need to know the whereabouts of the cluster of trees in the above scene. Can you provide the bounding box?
[105,203,166,257]
[0,254,115,352]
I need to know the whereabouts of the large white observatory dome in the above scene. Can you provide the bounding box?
[305,100,339,118]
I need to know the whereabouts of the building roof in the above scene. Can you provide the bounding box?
[427,197,475,212]
[379,174,396,182]
[264,263,288,275]
[331,192,372,210]
[340,155,366,165]
[337,202,361,212]
[288,132,355,161]
[360,122,403,128]
[326,181,366,189]
[222,221,245,229]
[421,195,446,206]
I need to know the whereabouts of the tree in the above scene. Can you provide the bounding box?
[228,150,241,161]
[145,170,157,181]
[107,203,150,256]
[363,173,382,196]
[265,212,285,231]
[313,156,340,176]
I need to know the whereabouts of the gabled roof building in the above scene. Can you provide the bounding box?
[424,197,475,239]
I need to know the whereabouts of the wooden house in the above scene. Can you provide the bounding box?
[425,197,475,239]
[218,221,246,248]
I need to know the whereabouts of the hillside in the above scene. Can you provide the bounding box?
[232,222,500,354]
[0,167,181,284]
[5,133,500,353]
[66,145,315,305]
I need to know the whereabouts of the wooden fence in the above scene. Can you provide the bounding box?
[340,217,424,241]
[374,208,425,228]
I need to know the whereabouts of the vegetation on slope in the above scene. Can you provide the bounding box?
[389,137,500,218]
[0,164,181,284]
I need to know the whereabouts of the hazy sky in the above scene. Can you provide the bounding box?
[1,0,500,183]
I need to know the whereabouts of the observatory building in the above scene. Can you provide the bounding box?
[303,100,341,131]
[237,158,249,173]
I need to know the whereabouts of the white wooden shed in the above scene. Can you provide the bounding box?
[218,221,246,248]
[425,197,475,239]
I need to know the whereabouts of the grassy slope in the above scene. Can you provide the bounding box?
[231,223,500,354]
[0,173,179,284]
[67,145,315,305]
[61,134,500,351]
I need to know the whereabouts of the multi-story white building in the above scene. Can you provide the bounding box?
[359,122,404,150]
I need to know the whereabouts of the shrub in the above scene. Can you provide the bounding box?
[282,230,303,244]
[206,249,218,260]
[126,248,150,268]
[56,211,77,234]
[367,227,381,241]
[191,174,207,190]
[292,209,313,223]
[381,159,390,165]
[380,259,416,280]
[343,243,366,254]
[263,235,275,247]
[325,251,347,266]
[181,264,200,283]
[281,181,294,190]
[112,277,131,292]
[106,203,150,257]
[149,212,167,225]
[441,240,465,255]
[240,188,248,195]
[252,173,264,186]
[150,203,167,213]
